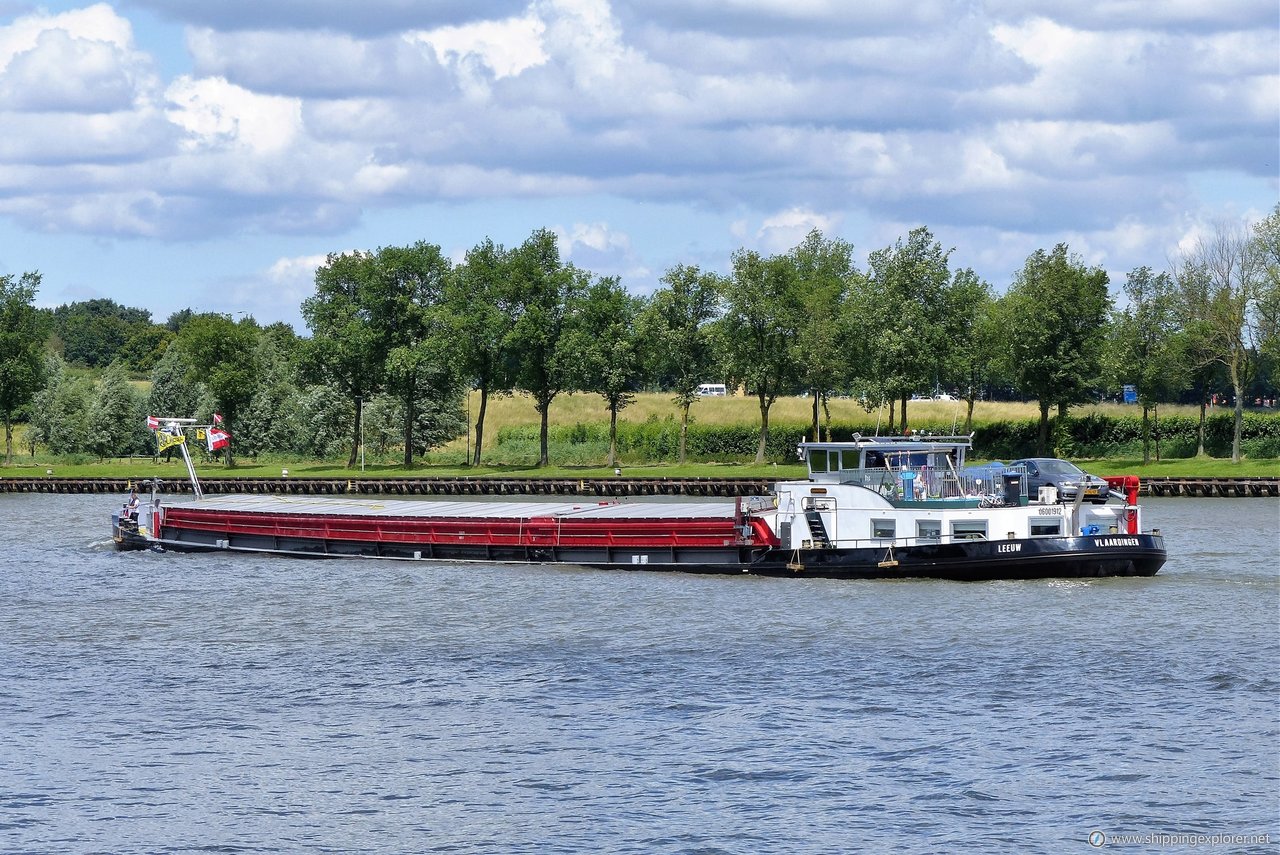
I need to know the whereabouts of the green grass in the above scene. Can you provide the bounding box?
[1079,457,1280,478]
[4,452,1274,481]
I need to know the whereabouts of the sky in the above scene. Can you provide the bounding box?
[0,0,1275,332]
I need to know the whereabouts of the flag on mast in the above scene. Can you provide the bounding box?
[213,413,224,425]
[207,427,231,452]
[156,430,186,452]
[146,415,160,430]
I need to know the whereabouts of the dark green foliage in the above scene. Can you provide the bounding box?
[447,238,518,466]
[86,362,147,458]
[975,412,1280,460]
[1002,244,1112,454]
[718,248,804,463]
[495,419,873,464]
[0,271,50,463]
[51,298,169,371]
[287,384,354,459]
[507,228,590,466]
[175,313,262,463]
[28,354,88,455]
[147,345,203,419]
[490,412,1280,465]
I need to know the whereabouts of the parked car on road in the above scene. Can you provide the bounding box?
[1007,458,1110,504]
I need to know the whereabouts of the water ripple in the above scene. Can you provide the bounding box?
[0,495,1276,853]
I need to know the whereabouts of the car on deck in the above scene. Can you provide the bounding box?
[1007,457,1110,504]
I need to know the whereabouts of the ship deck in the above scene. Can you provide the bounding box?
[152,494,781,557]
[172,494,748,522]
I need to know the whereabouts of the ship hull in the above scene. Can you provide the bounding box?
[115,504,1164,581]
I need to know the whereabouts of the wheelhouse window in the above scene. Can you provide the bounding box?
[951,520,988,540]
[872,519,896,539]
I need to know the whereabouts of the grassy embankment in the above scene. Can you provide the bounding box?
[3,393,1278,479]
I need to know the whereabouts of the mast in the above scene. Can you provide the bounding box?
[153,417,203,499]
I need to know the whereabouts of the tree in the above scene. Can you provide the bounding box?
[52,298,154,367]
[946,269,997,432]
[507,229,588,466]
[789,230,857,441]
[301,251,384,467]
[1108,267,1183,463]
[1001,244,1112,456]
[369,242,462,467]
[28,354,89,456]
[863,227,955,433]
[1172,261,1226,456]
[1177,220,1268,462]
[119,323,174,372]
[718,249,802,463]
[86,362,145,459]
[234,334,300,458]
[165,308,196,333]
[147,343,204,421]
[448,238,518,466]
[286,383,352,459]
[637,264,723,464]
[175,313,261,465]
[0,271,49,464]
[1250,205,1280,374]
[570,276,646,467]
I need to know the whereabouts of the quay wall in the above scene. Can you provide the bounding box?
[1,476,1277,498]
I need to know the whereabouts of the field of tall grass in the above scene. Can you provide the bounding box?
[451,391,1217,451]
[458,389,1172,440]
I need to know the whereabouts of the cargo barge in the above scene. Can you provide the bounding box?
[113,425,1165,581]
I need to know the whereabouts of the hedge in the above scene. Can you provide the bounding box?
[493,412,1280,464]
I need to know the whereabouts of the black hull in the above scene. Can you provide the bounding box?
[746,535,1166,581]
[118,514,1165,581]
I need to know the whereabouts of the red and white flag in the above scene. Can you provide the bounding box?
[213,413,224,424]
[146,415,160,430]
[207,427,231,452]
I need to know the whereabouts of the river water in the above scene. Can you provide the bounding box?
[0,494,1276,854]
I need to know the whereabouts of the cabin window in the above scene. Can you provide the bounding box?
[872,519,895,539]
[951,520,988,540]
[917,520,941,540]
[810,450,828,473]
[1030,521,1061,536]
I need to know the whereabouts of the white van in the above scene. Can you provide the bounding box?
[696,383,727,397]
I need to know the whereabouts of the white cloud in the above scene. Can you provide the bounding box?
[0,3,134,64]
[268,253,329,282]
[557,220,630,255]
[754,208,839,254]
[200,253,330,330]
[409,11,548,81]
[165,75,303,154]
[0,0,1272,304]
[552,220,653,284]
[0,3,158,113]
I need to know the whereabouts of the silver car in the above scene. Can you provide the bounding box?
[1007,458,1110,504]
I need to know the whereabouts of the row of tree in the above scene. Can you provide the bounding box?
[1,209,1276,467]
